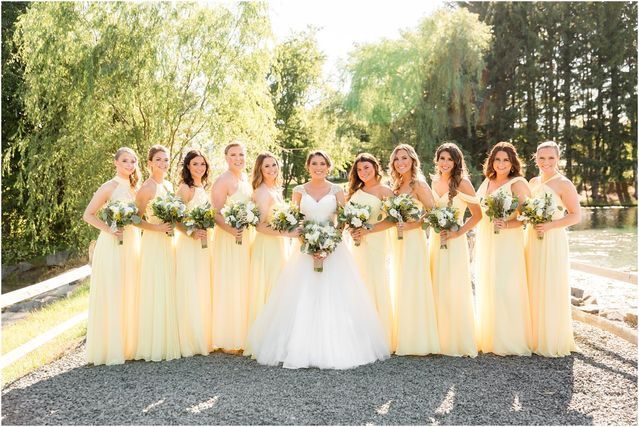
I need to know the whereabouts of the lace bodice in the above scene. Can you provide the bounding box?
[294,183,342,223]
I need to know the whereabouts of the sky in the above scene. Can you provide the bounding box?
[268,0,445,88]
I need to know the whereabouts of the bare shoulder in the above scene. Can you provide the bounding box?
[379,184,395,198]
[529,176,540,186]
[414,179,432,191]
[253,185,273,203]
[458,178,475,193]
[98,179,118,193]
[558,176,577,192]
[138,179,157,195]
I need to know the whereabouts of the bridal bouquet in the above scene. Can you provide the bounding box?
[220,200,260,245]
[424,206,460,249]
[184,203,216,249]
[300,221,342,273]
[98,200,141,245]
[337,201,372,246]
[268,202,304,233]
[481,189,519,234]
[381,194,423,240]
[151,193,187,237]
[517,193,563,240]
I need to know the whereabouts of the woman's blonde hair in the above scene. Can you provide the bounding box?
[115,147,141,190]
[389,143,424,193]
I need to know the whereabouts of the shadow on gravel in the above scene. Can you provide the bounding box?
[1,351,596,425]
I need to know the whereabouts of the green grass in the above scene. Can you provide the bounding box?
[2,280,90,387]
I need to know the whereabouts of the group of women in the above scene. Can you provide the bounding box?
[83,139,581,369]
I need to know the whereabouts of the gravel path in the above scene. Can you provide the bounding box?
[2,321,636,426]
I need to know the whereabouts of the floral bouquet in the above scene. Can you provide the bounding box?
[220,200,260,245]
[184,202,216,249]
[424,206,460,249]
[381,194,423,240]
[517,193,563,240]
[151,193,187,237]
[268,202,304,233]
[337,201,372,246]
[481,189,519,234]
[300,221,342,272]
[98,200,141,245]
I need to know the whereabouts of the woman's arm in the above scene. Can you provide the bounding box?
[82,181,120,236]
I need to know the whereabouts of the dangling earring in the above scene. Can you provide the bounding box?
[510,167,514,173]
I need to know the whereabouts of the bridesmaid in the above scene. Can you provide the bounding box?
[83,147,141,365]
[475,141,532,356]
[429,143,481,357]
[175,149,212,357]
[210,141,253,353]
[134,145,181,362]
[246,152,298,336]
[526,141,580,357]
[347,153,396,352]
[389,143,440,356]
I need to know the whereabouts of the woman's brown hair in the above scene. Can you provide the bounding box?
[482,141,523,180]
[433,142,469,206]
[180,149,210,188]
[347,153,382,199]
[251,152,282,190]
[305,150,333,169]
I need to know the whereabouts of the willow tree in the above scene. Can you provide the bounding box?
[344,8,491,166]
[4,2,274,261]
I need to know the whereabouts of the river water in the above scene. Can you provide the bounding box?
[568,207,637,272]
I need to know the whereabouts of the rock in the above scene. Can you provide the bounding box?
[571,285,586,299]
[17,261,34,273]
[578,304,600,314]
[600,310,625,322]
[46,251,71,266]
[1,264,19,279]
[571,296,584,306]
[582,295,598,306]
[624,312,637,328]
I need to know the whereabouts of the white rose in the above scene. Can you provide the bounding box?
[246,210,255,224]
[438,218,447,227]
[351,218,362,228]
[389,208,399,219]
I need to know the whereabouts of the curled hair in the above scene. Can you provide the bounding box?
[482,141,523,180]
[306,150,333,169]
[389,143,425,193]
[180,149,210,188]
[536,140,561,157]
[252,152,282,190]
[115,147,141,190]
[224,141,245,155]
[433,142,469,206]
[347,153,382,199]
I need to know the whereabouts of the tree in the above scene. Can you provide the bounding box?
[3,2,274,262]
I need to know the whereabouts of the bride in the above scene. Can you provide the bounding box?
[246,150,390,369]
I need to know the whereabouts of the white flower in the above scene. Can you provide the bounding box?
[351,217,362,228]
[246,210,255,224]
[389,208,399,219]
[536,208,543,217]
[110,205,120,214]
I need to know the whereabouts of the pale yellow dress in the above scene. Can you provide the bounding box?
[243,202,289,357]
[86,176,141,365]
[525,175,576,357]
[349,189,396,352]
[175,186,212,357]
[429,189,478,357]
[393,197,440,355]
[211,180,254,351]
[134,181,181,362]
[475,177,532,356]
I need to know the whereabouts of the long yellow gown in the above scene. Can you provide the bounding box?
[211,180,254,351]
[246,203,288,335]
[86,176,141,365]
[475,177,532,356]
[525,175,576,357]
[175,186,212,357]
[393,197,440,356]
[349,189,396,352]
[134,180,181,362]
[429,190,478,357]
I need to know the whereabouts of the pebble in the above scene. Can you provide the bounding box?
[2,321,636,425]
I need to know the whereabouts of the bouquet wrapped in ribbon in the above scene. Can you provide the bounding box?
[98,200,141,245]
[381,194,423,240]
[337,201,372,246]
[184,202,216,248]
[481,189,519,234]
[151,193,187,237]
[268,202,304,233]
[517,193,563,240]
[220,200,260,245]
[424,206,460,249]
[300,221,342,272]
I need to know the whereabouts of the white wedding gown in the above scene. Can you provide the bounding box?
[246,184,390,369]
